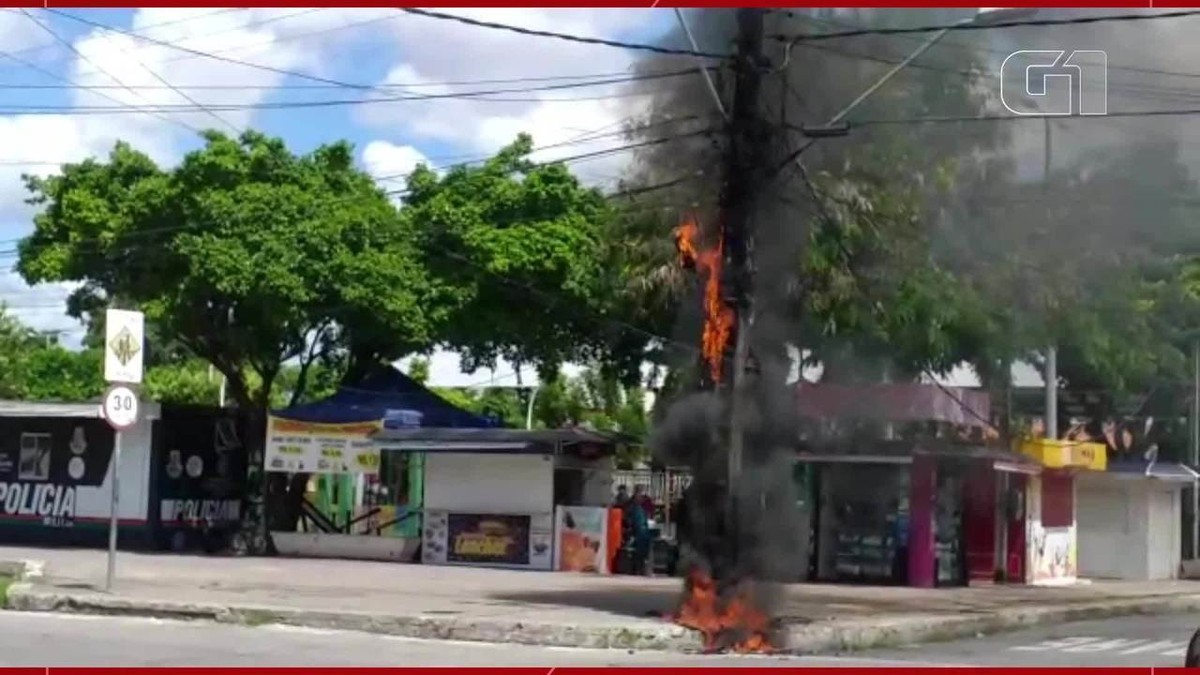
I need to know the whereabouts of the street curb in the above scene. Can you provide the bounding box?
[788,594,1200,654]
[6,572,1200,654]
[3,584,705,652]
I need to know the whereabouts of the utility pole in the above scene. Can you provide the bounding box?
[1192,337,1199,560]
[1043,118,1058,440]
[721,8,768,544]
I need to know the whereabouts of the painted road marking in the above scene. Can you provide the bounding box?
[1012,637,1186,657]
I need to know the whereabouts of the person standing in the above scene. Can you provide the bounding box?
[627,488,652,576]
[633,484,655,521]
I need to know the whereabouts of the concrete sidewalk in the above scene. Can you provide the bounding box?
[3,545,1200,653]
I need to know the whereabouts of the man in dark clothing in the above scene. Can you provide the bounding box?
[613,485,631,508]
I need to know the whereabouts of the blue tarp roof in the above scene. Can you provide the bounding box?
[272,366,499,428]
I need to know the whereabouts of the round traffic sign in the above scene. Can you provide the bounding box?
[102,385,139,430]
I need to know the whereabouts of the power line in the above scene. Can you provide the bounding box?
[3,7,241,65]
[781,9,1200,87]
[0,69,701,117]
[4,11,203,135]
[0,68,684,91]
[43,8,387,92]
[399,8,730,60]
[0,129,714,257]
[851,107,1200,127]
[789,36,1200,112]
[774,9,1200,43]
[25,7,240,135]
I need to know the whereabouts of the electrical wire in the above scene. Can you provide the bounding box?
[25,7,241,135]
[43,8,391,93]
[399,8,730,60]
[780,9,1200,87]
[0,69,704,117]
[3,7,241,65]
[0,129,715,258]
[3,12,203,135]
[851,107,1200,127]
[774,9,1200,43]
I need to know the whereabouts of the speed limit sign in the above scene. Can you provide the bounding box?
[102,385,139,430]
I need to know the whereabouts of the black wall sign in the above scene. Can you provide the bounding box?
[446,513,530,565]
[153,406,248,527]
[0,417,115,525]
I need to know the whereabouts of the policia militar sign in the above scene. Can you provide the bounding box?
[0,416,116,528]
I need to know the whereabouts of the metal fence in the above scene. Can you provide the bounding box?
[611,468,693,506]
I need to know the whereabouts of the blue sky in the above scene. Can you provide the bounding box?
[0,8,676,386]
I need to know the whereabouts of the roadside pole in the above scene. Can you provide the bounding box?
[101,309,146,592]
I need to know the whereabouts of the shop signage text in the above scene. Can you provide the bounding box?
[160,498,240,523]
[0,483,75,526]
[447,513,530,565]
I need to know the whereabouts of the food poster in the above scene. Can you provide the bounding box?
[447,513,532,565]
[554,506,609,573]
[264,417,381,475]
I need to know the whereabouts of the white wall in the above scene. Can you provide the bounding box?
[1077,474,1183,581]
[71,415,154,523]
[1077,476,1145,579]
[1147,486,1181,580]
[424,452,553,515]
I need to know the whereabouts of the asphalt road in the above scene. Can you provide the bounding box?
[1,610,1198,666]
[0,612,915,667]
[861,612,1200,666]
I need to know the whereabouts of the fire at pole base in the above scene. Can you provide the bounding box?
[672,568,773,654]
[667,216,776,654]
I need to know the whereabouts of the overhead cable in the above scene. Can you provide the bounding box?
[399,8,730,59]
[775,9,1200,42]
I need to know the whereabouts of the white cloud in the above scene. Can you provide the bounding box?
[362,140,430,182]
[0,271,82,337]
[0,9,411,336]
[356,9,668,187]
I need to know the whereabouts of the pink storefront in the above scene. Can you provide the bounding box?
[794,383,1042,587]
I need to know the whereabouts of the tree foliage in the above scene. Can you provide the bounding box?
[403,134,637,382]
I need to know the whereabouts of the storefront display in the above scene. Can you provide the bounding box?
[423,510,553,570]
[817,464,909,584]
[554,505,612,573]
[935,469,964,586]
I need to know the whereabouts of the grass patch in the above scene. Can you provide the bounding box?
[0,574,13,608]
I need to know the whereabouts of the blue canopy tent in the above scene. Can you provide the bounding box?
[270,366,501,540]
[272,366,500,429]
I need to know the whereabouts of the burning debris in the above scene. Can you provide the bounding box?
[673,568,773,653]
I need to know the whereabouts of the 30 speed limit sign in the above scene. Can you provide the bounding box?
[102,385,139,430]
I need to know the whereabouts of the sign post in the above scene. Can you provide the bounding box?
[101,309,144,592]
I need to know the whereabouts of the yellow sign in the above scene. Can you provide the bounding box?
[264,416,383,475]
[1019,438,1107,471]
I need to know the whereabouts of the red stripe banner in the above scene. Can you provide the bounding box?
[0,0,1173,7]
[25,669,1196,674]
[23,662,1195,667]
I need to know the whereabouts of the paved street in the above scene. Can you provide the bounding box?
[0,612,924,667]
[1,609,1199,666]
[862,612,1200,666]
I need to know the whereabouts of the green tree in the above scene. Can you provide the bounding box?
[17,130,441,552]
[403,134,634,382]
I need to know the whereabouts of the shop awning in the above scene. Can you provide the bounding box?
[371,427,631,456]
[1105,460,1199,483]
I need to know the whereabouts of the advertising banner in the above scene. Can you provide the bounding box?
[554,506,609,574]
[423,510,552,569]
[264,417,381,475]
[447,513,531,565]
